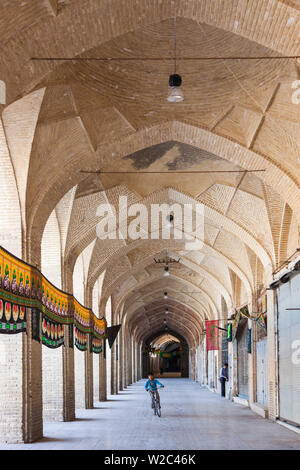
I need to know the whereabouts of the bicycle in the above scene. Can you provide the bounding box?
[148,387,163,417]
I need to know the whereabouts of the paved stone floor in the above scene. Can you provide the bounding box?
[1,378,300,450]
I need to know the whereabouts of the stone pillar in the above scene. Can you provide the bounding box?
[267,288,278,421]
[85,335,93,409]
[23,307,43,442]
[63,325,75,421]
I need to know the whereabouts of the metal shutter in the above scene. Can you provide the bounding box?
[237,318,248,398]
[256,338,268,406]
[278,276,300,426]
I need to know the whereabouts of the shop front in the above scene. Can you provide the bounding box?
[277,274,300,426]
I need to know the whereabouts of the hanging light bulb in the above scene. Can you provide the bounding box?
[163,318,167,324]
[164,292,168,299]
[165,307,168,314]
[167,74,184,103]
[163,266,170,277]
[167,18,184,103]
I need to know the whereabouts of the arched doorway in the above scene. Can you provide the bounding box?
[142,329,189,378]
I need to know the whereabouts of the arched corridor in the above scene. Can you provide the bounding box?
[0,0,300,451]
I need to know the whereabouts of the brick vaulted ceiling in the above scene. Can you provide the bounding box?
[1,0,300,343]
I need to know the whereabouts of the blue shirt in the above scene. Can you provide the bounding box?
[145,379,163,391]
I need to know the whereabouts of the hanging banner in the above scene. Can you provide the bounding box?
[205,320,219,350]
[75,327,87,351]
[107,324,122,349]
[0,245,107,338]
[257,294,267,314]
[232,312,241,341]
[42,314,64,348]
[239,305,250,319]
[160,350,181,359]
[256,294,267,335]
[0,300,26,334]
[92,336,102,354]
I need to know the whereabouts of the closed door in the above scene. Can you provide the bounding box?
[256,338,268,406]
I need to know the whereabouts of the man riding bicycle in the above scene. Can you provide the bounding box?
[145,372,164,408]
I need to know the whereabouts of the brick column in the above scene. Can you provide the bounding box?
[63,325,75,421]
[128,337,132,384]
[267,289,278,421]
[110,340,116,394]
[118,329,124,391]
[99,341,107,401]
[93,353,100,404]
[115,337,119,393]
[85,335,93,409]
[23,307,43,442]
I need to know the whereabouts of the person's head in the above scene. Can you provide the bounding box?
[224,363,228,368]
[148,372,154,380]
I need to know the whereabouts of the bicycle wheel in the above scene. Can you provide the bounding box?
[156,403,161,417]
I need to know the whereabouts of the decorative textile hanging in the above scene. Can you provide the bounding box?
[0,246,107,338]
[42,314,64,348]
[205,320,219,350]
[75,327,87,351]
[32,308,40,342]
[0,300,26,334]
[92,336,102,354]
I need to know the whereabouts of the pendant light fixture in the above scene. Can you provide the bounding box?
[164,292,168,299]
[167,17,184,103]
[163,266,170,277]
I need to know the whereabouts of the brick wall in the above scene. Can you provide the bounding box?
[0,334,23,443]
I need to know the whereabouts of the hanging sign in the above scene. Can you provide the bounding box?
[42,314,64,348]
[205,320,219,350]
[0,300,26,334]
